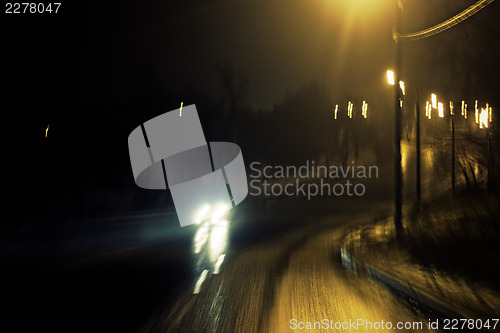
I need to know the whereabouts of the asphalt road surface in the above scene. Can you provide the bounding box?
[141,198,437,333]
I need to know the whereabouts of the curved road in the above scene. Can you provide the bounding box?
[142,208,435,333]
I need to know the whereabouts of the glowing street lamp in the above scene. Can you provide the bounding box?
[479,108,488,128]
[347,101,353,118]
[438,102,444,118]
[431,93,437,109]
[387,70,395,85]
[362,100,368,118]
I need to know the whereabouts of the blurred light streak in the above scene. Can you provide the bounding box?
[438,102,444,118]
[194,221,210,254]
[449,101,454,116]
[193,269,209,294]
[387,70,395,85]
[475,100,479,124]
[399,81,405,95]
[348,101,353,118]
[213,254,225,275]
[398,0,495,42]
[480,108,489,129]
[211,204,228,225]
[431,94,437,109]
[489,106,492,122]
[209,219,228,262]
[195,205,210,224]
[45,124,49,138]
[335,104,338,119]
[425,101,431,119]
[362,101,368,118]
[401,143,408,173]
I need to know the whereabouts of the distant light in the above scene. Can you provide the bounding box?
[387,70,395,85]
[449,101,454,116]
[425,101,431,119]
[334,105,338,119]
[475,100,479,124]
[431,94,437,109]
[400,99,403,108]
[489,106,492,122]
[399,81,405,95]
[45,124,49,138]
[479,108,489,129]
[348,101,353,118]
[438,102,444,118]
[362,101,368,118]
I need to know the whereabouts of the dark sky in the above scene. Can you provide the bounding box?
[3,0,497,109]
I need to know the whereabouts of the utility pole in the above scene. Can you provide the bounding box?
[394,0,403,236]
[416,96,421,206]
[451,113,455,193]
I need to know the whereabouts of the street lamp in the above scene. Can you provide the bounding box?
[387,70,395,85]
[392,0,403,235]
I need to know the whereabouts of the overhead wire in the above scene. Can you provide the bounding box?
[396,0,495,42]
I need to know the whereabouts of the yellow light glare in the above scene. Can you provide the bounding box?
[479,108,489,129]
[387,70,395,85]
[431,94,437,109]
[449,101,454,116]
[362,101,368,118]
[438,102,444,118]
[334,104,338,119]
[475,101,479,124]
[475,100,479,123]
[399,81,405,95]
[489,107,492,122]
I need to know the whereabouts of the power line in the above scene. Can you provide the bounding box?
[397,0,495,42]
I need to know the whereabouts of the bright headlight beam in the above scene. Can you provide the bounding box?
[195,205,210,224]
[211,204,228,225]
